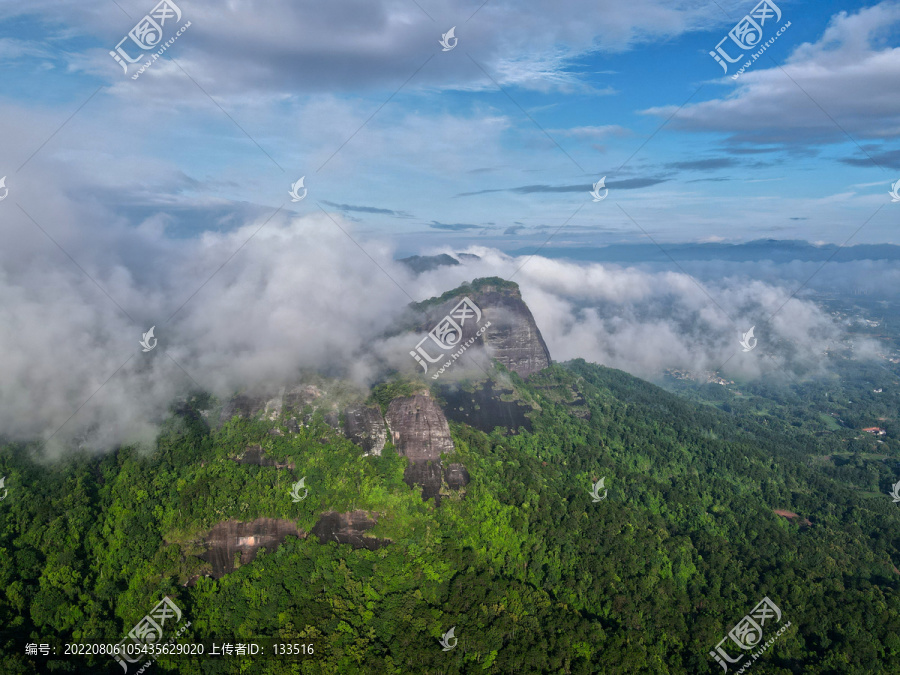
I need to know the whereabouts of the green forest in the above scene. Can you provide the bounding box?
[1,359,899,673]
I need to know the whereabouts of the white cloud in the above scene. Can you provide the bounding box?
[643,1,900,146]
[408,247,868,382]
[13,0,721,94]
[0,197,880,452]
[0,203,417,452]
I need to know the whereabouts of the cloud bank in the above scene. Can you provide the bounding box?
[2,194,880,454]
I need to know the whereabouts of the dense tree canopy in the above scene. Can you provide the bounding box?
[1,360,898,673]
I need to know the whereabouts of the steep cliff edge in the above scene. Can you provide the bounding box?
[410,277,551,377]
[385,393,455,502]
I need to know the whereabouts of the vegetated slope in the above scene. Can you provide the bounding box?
[1,361,899,673]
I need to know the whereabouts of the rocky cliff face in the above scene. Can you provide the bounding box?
[385,394,455,460]
[282,384,325,413]
[343,403,388,456]
[437,380,533,433]
[310,510,390,549]
[218,385,391,457]
[443,463,470,491]
[232,445,295,469]
[480,292,551,376]
[200,518,304,579]
[411,278,551,378]
[197,511,389,580]
[385,393,455,502]
[219,388,285,424]
[219,383,352,426]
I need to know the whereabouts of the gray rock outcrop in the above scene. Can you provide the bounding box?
[218,386,393,455]
[343,403,388,456]
[310,511,390,549]
[385,394,454,460]
[231,445,295,469]
[282,384,324,412]
[219,388,285,424]
[385,393,454,502]
[200,518,304,578]
[444,463,470,491]
[196,511,390,581]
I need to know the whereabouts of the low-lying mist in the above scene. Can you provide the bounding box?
[0,208,883,453]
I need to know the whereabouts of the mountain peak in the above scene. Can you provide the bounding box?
[411,277,550,377]
[411,276,521,312]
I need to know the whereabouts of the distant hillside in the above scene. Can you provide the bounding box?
[397,253,481,274]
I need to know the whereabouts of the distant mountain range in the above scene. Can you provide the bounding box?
[504,239,900,264]
[397,241,900,275]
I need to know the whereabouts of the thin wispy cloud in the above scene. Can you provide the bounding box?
[429,221,485,231]
[840,148,900,169]
[456,177,670,197]
[322,201,414,217]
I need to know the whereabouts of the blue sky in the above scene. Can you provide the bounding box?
[1,0,899,256]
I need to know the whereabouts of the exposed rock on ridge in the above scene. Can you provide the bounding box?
[219,388,285,424]
[196,510,390,581]
[385,394,454,460]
